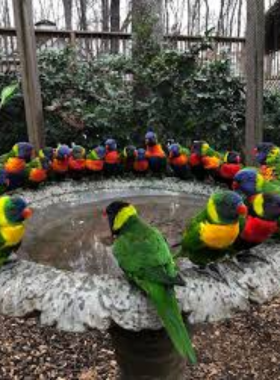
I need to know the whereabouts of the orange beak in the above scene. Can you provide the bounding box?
[237,204,247,216]
[22,207,33,219]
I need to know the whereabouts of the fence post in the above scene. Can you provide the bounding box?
[12,0,45,150]
[245,0,264,164]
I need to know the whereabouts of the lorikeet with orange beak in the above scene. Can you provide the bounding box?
[25,157,50,188]
[68,145,86,179]
[168,143,192,180]
[52,144,71,178]
[190,141,221,181]
[86,146,105,174]
[145,131,167,175]
[0,196,32,268]
[209,151,243,189]
[104,139,122,175]
[133,148,149,174]
[179,191,247,281]
[104,201,197,363]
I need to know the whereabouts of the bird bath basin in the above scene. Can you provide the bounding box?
[19,190,205,276]
[2,178,280,380]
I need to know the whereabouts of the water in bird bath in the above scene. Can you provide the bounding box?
[19,190,206,275]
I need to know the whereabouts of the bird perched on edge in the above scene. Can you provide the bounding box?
[121,145,137,172]
[104,139,122,176]
[68,145,86,179]
[25,157,50,188]
[86,146,105,174]
[168,143,192,180]
[133,148,149,174]
[145,131,167,175]
[178,191,247,280]
[189,141,221,181]
[51,144,71,178]
[209,151,243,189]
[0,195,32,268]
[104,200,197,362]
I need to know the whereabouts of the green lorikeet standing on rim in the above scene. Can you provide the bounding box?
[0,195,33,268]
[178,191,247,280]
[104,201,197,363]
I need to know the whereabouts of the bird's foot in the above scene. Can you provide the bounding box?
[236,251,270,265]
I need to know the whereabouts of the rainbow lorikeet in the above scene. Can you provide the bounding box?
[25,157,50,188]
[178,191,247,281]
[0,169,9,195]
[133,148,149,174]
[51,144,71,178]
[104,201,196,362]
[190,141,221,181]
[145,131,167,175]
[254,142,280,166]
[104,139,123,176]
[0,196,32,268]
[86,146,105,173]
[207,151,243,189]
[121,145,137,172]
[232,168,280,198]
[168,144,192,180]
[4,156,27,190]
[39,147,55,164]
[68,145,86,179]
[232,193,280,253]
[0,142,35,164]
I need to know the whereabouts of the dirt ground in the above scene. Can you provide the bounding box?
[1,297,280,380]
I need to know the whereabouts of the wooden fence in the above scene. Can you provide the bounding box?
[0,27,246,75]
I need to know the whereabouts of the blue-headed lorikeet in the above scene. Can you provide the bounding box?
[0,196,32,267]
[104,139,123,176]
[68,145,86,179]
[189,141,221,181]
[104,201,197,363]
[168,143,192,180]
[51,144,71,177]
[133,148,149,174]
[145,131,167,175]
[25,157,50,188]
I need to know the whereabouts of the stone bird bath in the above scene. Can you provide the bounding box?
[1,178,280,380]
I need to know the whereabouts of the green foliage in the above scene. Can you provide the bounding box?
[1,44,280,154]
[0,83,19,109]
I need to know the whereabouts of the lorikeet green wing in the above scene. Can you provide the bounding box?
[113,216,197,363]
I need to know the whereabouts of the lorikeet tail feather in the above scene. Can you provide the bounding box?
[138,280,197,363]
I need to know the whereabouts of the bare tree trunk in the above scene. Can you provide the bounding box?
[102,0,110,31]
[229,0,239,36]
[79,0,87,30]
[204,0,209,32]
[62,0,73,29]
[237,0,243,37]
[217,0,225,35]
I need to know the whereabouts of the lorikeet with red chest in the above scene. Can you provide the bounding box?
[104,201,196,362]
[51,144,71,178]
[104,139,123,176]
[133,148,149,174]
[190,141,221,181]
[86,146,105,174]
[208,151,243,189]
[232,193,280,253]
[168,143,192,180]
[68,145,86,179]
[145,131,167,175]
[0,196,32,268]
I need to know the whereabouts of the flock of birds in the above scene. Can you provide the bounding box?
[2,133,280,363]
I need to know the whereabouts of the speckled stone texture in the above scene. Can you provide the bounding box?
[0,178,280,333]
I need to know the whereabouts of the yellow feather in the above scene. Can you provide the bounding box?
[207,198,220,224]
[1,225,25,247]
[200,222,239,249]
[0,197,9,226]
[113,205,137,231]
[223,152,229,163]
[256,173,265,189]
[252,194,264,217]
